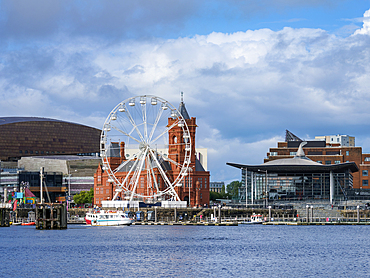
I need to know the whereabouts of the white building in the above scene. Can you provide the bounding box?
[315,135,355,147]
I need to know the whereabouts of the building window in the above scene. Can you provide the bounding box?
[363,170,368,177]
[363,180,368,186]
[325,161,331,165]
[270,152,277,156]
[317,161,322,164]
[290,152,296,156]
[346,151,349,156]
[141,177,144,188]
[106,189,109,194]
[334,161,340,164]
[365,157,370,162]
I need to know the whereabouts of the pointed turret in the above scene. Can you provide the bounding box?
[178,92,190,120]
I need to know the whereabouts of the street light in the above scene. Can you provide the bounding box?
[184,166,194,208]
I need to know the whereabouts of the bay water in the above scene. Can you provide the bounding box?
[1,224,369,277]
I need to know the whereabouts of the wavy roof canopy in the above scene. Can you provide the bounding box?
[0,117,76,126]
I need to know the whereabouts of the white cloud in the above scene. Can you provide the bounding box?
[197,119,284,183]
[354,9,370,35]
[2,10,370,181]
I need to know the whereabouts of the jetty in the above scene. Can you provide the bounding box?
[0,204,11,227]
[36,203,67,229]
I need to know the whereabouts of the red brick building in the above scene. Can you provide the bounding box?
[265,130,370,190]
[94,98,210,207]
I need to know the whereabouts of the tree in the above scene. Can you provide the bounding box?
[226,181,241,199]
[210,191,223,201]
[73,188,94,204]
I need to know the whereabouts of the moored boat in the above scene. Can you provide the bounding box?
[85,210,134,226]
[241,214,264,224]
[21,222,35,226]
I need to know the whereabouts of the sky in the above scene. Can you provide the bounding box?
[1,0,370,184]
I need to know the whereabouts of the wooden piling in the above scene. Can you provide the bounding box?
[0,207,11,227]
[36,203,67,229]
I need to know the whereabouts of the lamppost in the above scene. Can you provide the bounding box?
[184,166,194,207]
[258,169,268,208]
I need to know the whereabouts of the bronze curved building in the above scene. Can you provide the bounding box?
[0,117,101,161]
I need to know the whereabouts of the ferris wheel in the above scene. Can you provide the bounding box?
[100,95,191,202]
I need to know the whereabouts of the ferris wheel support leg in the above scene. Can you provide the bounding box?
[129,148,148,202]
[148,149,181,201]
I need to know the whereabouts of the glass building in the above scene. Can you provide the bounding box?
[227,142,358,205]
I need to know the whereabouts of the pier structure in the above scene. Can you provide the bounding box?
[36,203,67,229]
[0,204,11,227]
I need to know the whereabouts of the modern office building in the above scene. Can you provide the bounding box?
[265,130,370,191]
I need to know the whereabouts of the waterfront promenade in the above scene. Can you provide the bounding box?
[5,201,370,227]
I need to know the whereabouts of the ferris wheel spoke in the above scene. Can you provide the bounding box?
[113,148,144,174]
[150,120,179,145]
[111,125,141,144]
[160,152,183,168]
[141,102,148,142]
[148,106,165,143]
[124,108,146,143]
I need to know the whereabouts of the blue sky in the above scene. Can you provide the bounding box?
[1,0,370,183]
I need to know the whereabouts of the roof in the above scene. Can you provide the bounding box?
[195,158,206,171]
[226,161,359,173]
[178,102,190,120]
[115,156,172,173]
[22,155,101,161]
[227,141,359,173]
[0,117,68,126]
[0,117,96,129]
[107,143,120,158]
[285,129,302,142]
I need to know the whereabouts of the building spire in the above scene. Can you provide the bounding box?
[178,91,190,119]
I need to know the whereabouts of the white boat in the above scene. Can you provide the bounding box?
[241,214,264,224]
[85,210,134,226]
